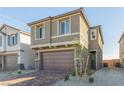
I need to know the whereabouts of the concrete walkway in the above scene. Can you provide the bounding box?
[54,68,124,86]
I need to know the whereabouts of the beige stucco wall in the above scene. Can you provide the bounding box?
[51,20,57,37]
[31,13,81,46]
[79,15,89,49]
[31,20,51,45]
[89,28,103,69]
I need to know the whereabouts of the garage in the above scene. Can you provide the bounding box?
[42,50,74,71]
[103,63,108,67]
[5,55,18,70]
[115,63,121,68]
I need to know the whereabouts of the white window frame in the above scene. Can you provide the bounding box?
[35,25,45,40]
[59,18,71,36]
[9,34,15,46]
[91,30,97,40]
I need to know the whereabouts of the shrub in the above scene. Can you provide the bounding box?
[71,67,76,76]
[17,69,22,74]
[89,77,94,83]
[64,74,69,81]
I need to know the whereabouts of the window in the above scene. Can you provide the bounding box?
[0,33,2,47]
[91,30,96,40]
[8,33,18,46]
[59,19,71,35]
[36,26,45,39]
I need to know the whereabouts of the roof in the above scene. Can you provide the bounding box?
[119,32,124,43]
[0,24,30,36]
[27,7,90,27]
[90,25,104,44]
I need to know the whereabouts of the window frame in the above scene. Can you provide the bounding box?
[59,18,71,36]
[91,30,97,40]
[35,25,45,40]
[8,33,18,46]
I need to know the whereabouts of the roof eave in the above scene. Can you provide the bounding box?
[27,8,90,27]
[119,32,124,43]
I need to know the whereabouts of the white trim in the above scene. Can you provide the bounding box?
[57,19,59,36]
[90,50,97,69]
[31,40,79,48]
[35,24,45,40]
[37,47,75,52]
[52,32,79,38]
[0,52,18,55]
[58,18,71,36]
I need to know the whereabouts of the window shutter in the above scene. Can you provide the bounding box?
[40,28,42,38]
[15,33,18,45]
[0,34,2,46]
[8,35,10,46]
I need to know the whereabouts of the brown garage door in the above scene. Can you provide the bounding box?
[43,50,74,71]
[5,55,18,70]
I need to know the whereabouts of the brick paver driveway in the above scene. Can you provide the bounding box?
[54,68,124,86]
[0,71,66,86]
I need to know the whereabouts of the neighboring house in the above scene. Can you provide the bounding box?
[28,8,104,72]
[103,59,120,68]
[0,24,35,71]
[119,32,124,67]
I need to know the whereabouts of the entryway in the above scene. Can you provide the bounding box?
[90,51,97,70]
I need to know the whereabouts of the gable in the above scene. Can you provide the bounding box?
[0,25,19,35]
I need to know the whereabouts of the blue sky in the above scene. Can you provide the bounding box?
[0,7,123,59]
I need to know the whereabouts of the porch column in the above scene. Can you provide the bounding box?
[18,52,21,64]
[2,56,4,71]
[34,52,41,71]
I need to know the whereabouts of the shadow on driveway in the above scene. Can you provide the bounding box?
[0,71,66,86]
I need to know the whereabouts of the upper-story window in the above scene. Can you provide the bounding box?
[36,26,45,40]
[0,33,2,47]
[8,33,18,46]
[59,19,71,35]
[91,30,96,40]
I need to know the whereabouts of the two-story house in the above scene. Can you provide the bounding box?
[119,32,124,67]
[90,25,104,69]
[0,24,35,71]
[28,8,104,72]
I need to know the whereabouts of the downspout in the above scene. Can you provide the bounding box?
[49,16,52,47]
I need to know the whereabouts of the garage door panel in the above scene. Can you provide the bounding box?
[43,50,74,71]
[5,55,17,70]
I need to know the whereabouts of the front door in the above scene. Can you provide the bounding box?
[90,51,96,70]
